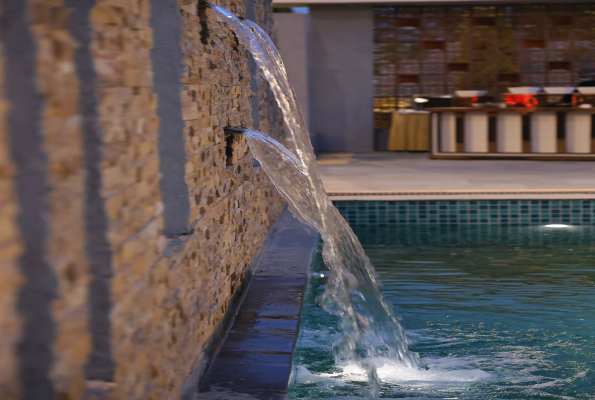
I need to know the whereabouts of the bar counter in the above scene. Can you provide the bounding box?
[426,107,595,159]
[426,107,595,113]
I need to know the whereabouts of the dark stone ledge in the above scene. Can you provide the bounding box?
[195,207,318,400]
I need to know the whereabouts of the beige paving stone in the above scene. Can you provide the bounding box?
[318,152,595,200]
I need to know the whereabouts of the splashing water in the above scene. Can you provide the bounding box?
[290,225,595,398]
[211,5,419,395]
[243,128,418,395]
[211,4,420,391]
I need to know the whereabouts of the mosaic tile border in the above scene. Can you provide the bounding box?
[350,224,595,247]
[335,200,595,226]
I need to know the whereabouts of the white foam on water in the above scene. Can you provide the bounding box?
[371,358,490,383]
[294,365,341,385]
[296,328,491,388]
[295,357,492,386]
[293,327,592,399]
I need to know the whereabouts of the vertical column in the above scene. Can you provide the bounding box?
[1,0,56,398]
[149,0,191,236]
[496,112,523,153]
[440,112,457,152]
[431,112,439,153]
[566,112,592,154]
[464,111,489,152]
[310,5,374,151]
[0,39,23,400]
[531,111,557,153]
[66,0,116,391]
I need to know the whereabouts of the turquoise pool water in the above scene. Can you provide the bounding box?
[289,225,595,399]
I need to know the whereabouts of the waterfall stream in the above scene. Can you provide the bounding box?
[211,6,419,395]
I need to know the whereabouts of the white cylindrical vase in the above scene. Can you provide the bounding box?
[565,112,591,154]
[496,112,522,153]
[440,112,457,152]
[531,112,557,153]
[464,111,489,153]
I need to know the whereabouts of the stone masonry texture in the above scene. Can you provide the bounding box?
[30,1,91,398]
[0,34,23,400]
[0,0,284,399]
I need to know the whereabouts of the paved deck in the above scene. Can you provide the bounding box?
[317,152,595,200]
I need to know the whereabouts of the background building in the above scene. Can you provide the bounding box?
[273,0,595,151]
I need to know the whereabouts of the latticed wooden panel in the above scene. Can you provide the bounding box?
[373,3,595,124]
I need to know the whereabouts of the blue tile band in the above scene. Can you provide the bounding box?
[334,200,595,226]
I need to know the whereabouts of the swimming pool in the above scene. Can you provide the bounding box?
[288,221,595,399]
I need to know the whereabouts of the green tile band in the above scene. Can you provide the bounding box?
[334,200,595,226]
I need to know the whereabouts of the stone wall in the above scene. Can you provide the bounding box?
[0,0,284,399]
[32,1,92,398]
[0,36,23,400]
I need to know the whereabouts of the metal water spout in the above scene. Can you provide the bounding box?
[223,126,248,136]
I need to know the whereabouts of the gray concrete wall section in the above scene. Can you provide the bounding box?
[150,0,192,236]
[310,5,374,152]
[0,0,56,398]
[198,208,318,399]
[67,0,116,383]
[275,13,311,130]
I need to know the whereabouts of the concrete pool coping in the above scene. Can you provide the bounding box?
[317,152,595,201]
[196,208,318,400]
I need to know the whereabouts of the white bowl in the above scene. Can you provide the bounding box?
[544,87,575,95]
[508,87,541,94]
[578,87,595,94]
[455,90,487,97]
